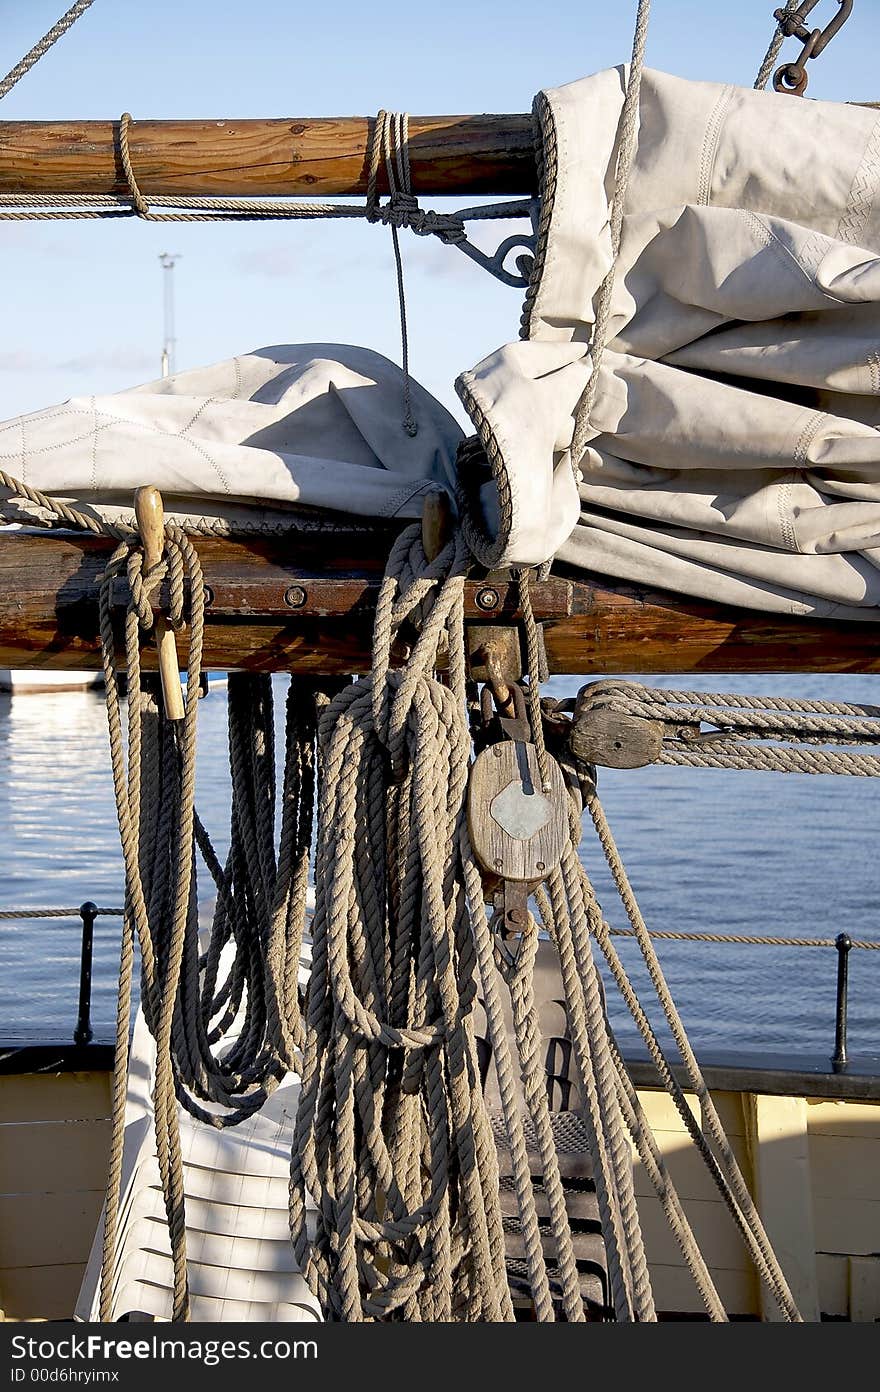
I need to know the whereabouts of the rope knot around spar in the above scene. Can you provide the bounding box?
[366,190,467,244]
[124,535,187,633]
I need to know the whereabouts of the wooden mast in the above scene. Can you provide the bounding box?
[0,116,537,198]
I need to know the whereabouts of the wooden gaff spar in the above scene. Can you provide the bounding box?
[1,112,880,676]
[1,527,880,676]
[0,115,537,198]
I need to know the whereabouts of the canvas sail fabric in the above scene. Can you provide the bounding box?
[4,70,880,617]
[0,342,463,534]
[456,68,880,616]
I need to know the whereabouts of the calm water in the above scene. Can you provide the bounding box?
[0,672,877,1062]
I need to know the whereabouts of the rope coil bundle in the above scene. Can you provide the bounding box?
[288,526,516,1320]
[94,527,320,1321]
[2,0,864,1326]
[0,459,817,1322]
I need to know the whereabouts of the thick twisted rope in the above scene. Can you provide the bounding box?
[0,1,96,102]
[288,527,514,1320]
[0,906,122,918]
[584,793,802,1320]
[569,0,651,469]
[754,0,802,90]
[93,517,319,1320]
[576,680,880,777]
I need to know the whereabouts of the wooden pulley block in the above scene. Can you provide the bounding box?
[569,702,664,770]
[467,740,569,883]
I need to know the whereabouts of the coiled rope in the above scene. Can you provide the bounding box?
[0,448,813,1322]
[0,0,819,1326]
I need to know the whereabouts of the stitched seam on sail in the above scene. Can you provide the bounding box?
[744,210,835,300]
[91,399,99,492]
[776,473,798,554]
[837,113,880,246]
[697,86,734,208]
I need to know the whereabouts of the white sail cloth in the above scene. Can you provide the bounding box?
[457,68,880,616]
[0,343,463,534]
[4,69,880,616]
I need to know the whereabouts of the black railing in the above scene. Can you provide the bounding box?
[0,902,123,1047]
[833,932,853,1069]
[0,903,875,1065]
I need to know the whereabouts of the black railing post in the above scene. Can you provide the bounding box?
[832,931,852,1069]
[74,901,97,1046]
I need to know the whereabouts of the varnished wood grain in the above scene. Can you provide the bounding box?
[0,115,536,198]
[0,530,879,676]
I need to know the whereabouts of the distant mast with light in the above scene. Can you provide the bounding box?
[159,252,181,378]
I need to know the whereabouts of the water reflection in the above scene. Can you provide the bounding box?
[0,673,877,1060]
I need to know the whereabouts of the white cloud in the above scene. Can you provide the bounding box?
[0,347,156,375]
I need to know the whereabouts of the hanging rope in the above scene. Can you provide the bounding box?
[568,0,652,471]
[0,0,96,103]
[366,110,419,436]
[92,524,320,1320]
[287,525,515,1320]
[754,0,802,89]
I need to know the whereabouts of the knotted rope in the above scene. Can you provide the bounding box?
[754,0,802,89]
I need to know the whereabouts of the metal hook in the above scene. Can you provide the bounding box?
[451,231,535,288]
[444,200,537,288]
[772,0,853,95]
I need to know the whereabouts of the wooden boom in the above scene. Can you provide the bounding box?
[0,116,537,199]
[0,107,876,201]
[0,528,878,676]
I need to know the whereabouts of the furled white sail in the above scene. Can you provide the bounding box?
[3,70,880,615]
[458,69,880,615]
[0,343,463,535]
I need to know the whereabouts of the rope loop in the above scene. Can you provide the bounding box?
[118,112,151,218]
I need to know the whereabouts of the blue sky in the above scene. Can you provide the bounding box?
[0,0,878,424]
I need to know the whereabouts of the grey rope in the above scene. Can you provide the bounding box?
[606,925,880,950]
[0,0,96,103]
[366,111,418,437]
[0,186,532,227]
[754,0,801,89]
[607,1031,727,1322]
[569,0,651,470]
[576,680,880,777]
[0,905,122,918]
[518,576,653,1321]
[584,794,802,1320]
[288,527,514,1320]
